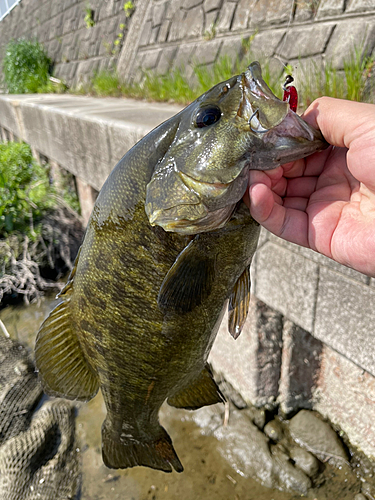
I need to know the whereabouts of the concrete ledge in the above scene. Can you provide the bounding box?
[0,94,182,191]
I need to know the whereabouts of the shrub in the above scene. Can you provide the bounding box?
[0,142,53,236]
[2,39,51,93]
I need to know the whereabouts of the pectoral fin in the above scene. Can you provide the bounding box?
[158,238,215,314]
[228,266,251,339]
[35,271,99,402]
[167,365,225,410]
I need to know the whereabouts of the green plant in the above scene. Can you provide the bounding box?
[91,70,123,96]
[298,47,374,107]
[203,22,216,41]
[84,4,95,28]
[0,142,54,236]
[123,1,134,17]
[2,39,51,94]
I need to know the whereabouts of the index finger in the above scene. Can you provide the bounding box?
[302,96,375,149]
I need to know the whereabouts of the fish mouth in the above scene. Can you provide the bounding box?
[237,61,289,132]
[237,62,328,165]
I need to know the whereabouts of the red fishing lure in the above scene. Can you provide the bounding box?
[282,75,298,112]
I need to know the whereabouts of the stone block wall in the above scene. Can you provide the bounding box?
[0,0,133,87]
[117,0,375,86]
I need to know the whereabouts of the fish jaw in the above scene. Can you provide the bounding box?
[236,61,328,167]
[248,108,328,169]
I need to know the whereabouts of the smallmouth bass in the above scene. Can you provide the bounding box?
[35,63,327,473]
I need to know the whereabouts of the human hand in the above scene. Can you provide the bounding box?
[244,97,375,277]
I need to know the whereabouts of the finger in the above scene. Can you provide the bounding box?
[302,97,375,149]
[283,197,309,211]
[249,165,284,188]
[286,177,318,198]
[249,184,309,247]
[281,145,334,179]
[247,182,275,222]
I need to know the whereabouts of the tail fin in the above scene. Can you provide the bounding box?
[102,420,183,473]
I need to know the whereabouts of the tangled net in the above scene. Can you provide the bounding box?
[0,334,80,500]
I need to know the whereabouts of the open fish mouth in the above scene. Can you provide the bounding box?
[236,61,290,132]
[237,62,328,166]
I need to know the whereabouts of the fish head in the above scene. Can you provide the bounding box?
[146,61,327,234]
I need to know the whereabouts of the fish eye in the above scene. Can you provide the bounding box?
[195,105,222,128]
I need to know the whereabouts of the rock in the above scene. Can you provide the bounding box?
[210,409,312,494]
[264,419,284,442]
[243,406,266,430]
[217,379,247,410]
[362,481,375,498]
[289,410,348,466]
[289,446,320,477]
[271,444,312,495]
[354,494,368,500]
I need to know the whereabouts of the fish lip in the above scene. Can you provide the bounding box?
[263,108,327,145]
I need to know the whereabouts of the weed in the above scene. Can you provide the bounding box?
[91,70,123,97]
[0,142,53,236]
[2,39,51,94]
[123,1,135,17]
[298,47,374,107]
[203,22,217,41]
[84,3,95,28]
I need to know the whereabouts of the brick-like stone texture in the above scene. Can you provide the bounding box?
[316,0,346,18]
[279,321,323,416]
[276,24,335,59]
[346,0,375,13]
[314,267,375,376]
[210,297,283,408]
[325,18,375,68]
[0,0,131,87]
[253,242,319,332]
[314,344,375,459]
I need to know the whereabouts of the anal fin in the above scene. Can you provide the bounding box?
[228,266,251,339]
[35,293,99,402]
[167,365,225,410]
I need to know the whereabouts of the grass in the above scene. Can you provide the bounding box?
[4,36,371,107]
[82,55,286,105]
[2,39,51,94]
[77,46,373,108]
[298,47,374,107]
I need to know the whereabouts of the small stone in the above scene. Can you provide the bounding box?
[289,410,348,467]
[243,407,266,430]
[354,494,368,500]
[264,419,284,442]
[362,481,375,498]
[289,446,320,477]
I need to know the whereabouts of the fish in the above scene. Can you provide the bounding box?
[35,62,327,473]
